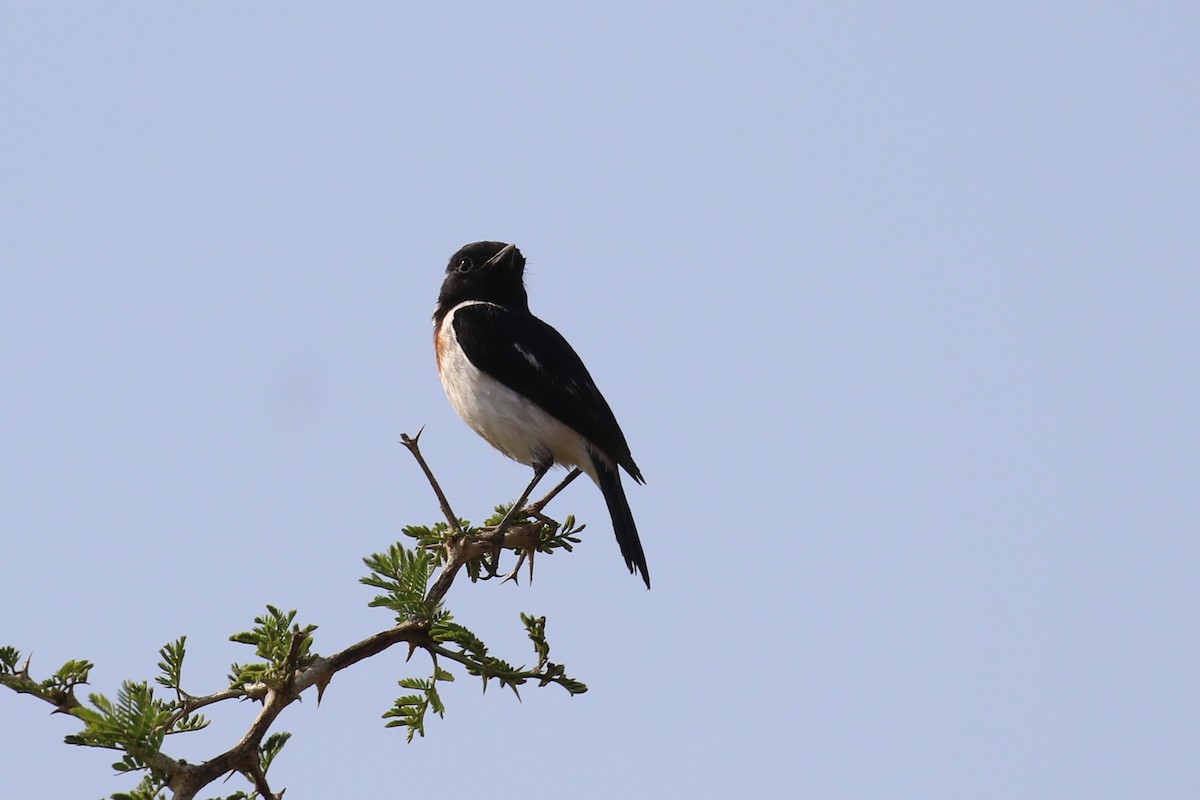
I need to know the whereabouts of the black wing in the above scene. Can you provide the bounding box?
[452,303,643,482]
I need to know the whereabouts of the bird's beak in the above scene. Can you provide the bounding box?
[484,243,517,268]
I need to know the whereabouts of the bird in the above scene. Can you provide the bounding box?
[432,241,649,588]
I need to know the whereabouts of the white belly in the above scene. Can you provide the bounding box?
[436,302,596,478]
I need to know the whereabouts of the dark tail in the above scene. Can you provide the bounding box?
[592,453,650,589]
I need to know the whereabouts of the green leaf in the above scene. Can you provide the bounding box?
[154,637,186,692]
[427,683,445,717]
[539,515,586,554]
[383,693,430,741]
[0,646,20,673]
[521,614,550,671]
[66,681,175,759]
[484,503,523,528]
[46,659,93,692]
[260,730,291,774]
[400,520,467,557]
[227,606,318,688]
[361,542,436,620]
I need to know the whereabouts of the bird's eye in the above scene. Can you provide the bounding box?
[456,257,474,273]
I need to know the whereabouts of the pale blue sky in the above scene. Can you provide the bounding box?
[2,3,1197,798]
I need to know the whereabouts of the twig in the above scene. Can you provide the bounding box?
[424,544,471,609]
[246,757,281,800]
[425,642,578,696]
[164,686,250,730]
[311,621,427,679]
[401,428,461,534]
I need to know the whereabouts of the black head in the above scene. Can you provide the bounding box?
[435,241,529,317]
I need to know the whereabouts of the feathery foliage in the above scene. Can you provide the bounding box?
[1,438,597,799]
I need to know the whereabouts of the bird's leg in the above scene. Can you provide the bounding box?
[486,461,550,575]
[526,468,582,516]
[495,467,583,582]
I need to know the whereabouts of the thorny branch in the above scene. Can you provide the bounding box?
[401,427,461,535]
[2,430,583,800]
[0,655,84,713]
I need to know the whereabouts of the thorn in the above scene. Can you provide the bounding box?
[400,425,425,448]
[405,641,419,662]
[499,551,527,585]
